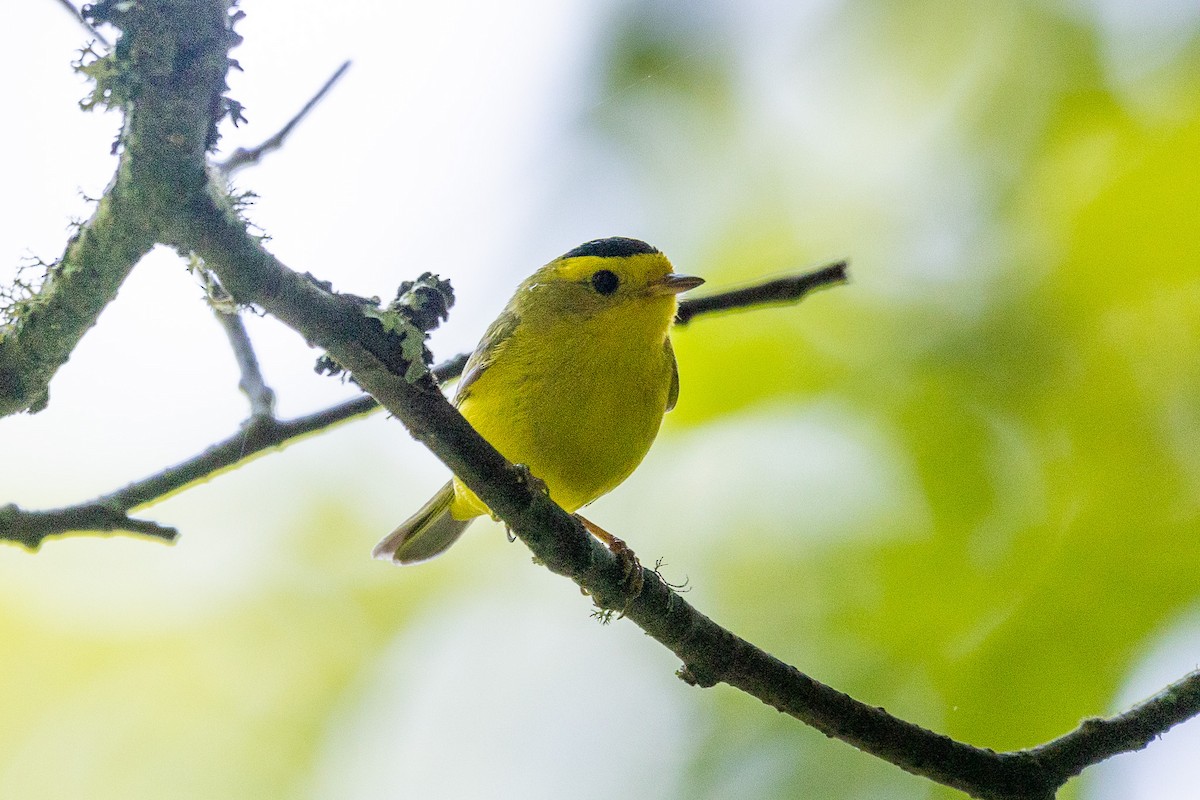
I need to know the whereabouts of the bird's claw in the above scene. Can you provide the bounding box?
[511,463,550,497]
[577,515,644,609]
[608,534,644,603]
[500,465,550,540]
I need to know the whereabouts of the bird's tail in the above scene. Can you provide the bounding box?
[372,481,473,565]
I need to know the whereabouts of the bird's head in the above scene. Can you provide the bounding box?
[518,237,703,324]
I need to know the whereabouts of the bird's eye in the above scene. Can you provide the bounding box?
[590,269,620,295]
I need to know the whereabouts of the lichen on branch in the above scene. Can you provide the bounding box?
[315,272,455,384]
[7,2,1200,798]
[1,0,248,417]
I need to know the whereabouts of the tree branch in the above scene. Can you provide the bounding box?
[0,355,469,551]
[674,260,848,325]
[0,502,176,548]
[50,0,112,48]
[10,3,1197,799]
[217,60,352,176]
[0,255,837,547]
[0,405,367,549]
[0,257,838,548]
[0,177,155,416]
[1027,669,1200,781]
[2,0,238,418]
[213,307,277,420]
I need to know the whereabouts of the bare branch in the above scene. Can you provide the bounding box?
[213,308,277,420]
[98,352,467,513]
[675,260,848,325]
[1027,669,1200,781]
[0,502,176,549]
[194,264,277,418]
[0,355,467,550]
[217,60,352,176]
[51,0,112,48]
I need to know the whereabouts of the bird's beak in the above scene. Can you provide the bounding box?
[649,273,705,295]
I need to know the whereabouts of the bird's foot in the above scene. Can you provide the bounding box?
[510,463,550,498]
[577,515,644,609]
[501,464,551,543]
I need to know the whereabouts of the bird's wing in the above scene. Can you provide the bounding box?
[454,309,520,404]
[665,336,680,412]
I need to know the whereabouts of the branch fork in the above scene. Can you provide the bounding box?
[1,4,1196,799]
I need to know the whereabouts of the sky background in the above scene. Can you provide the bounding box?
[3,1,1200,798]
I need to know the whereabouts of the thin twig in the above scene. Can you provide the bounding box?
[217,60,352,175]
[213,308,276,420]
[52,0,112,48]
[0,355,467,550]
[675,260,848,325]
[1027,669,1200,781]
[0,502,175,548]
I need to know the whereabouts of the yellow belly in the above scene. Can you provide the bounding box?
[449,305,674,519]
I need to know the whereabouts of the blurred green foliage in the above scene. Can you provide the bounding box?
[606,1,1200,797]
[4,1,1200,799]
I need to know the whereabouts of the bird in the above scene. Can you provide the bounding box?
[372,236,703,565]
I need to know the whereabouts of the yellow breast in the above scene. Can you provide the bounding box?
[449,293,676,518]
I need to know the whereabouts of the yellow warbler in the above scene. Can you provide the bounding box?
[373,237,702,564]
